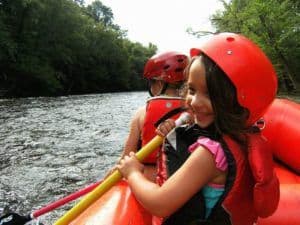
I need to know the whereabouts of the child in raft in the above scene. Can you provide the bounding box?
[115,51,188,181]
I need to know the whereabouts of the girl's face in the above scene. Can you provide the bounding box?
[186,57,214,128]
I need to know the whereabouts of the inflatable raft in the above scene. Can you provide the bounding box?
[258,98,300,225]
[70,98,300,225]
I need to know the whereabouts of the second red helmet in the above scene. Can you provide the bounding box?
[143,51,189,84]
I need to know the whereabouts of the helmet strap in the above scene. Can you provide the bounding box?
[148,89,154,97]
[147,80,155,96]
[159,82,168,95]
[168,83,182,90]
[148,80,168,96]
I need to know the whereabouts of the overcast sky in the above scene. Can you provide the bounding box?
[85,0,225,55]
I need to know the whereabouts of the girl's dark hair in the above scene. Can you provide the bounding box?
[185,54,250,149]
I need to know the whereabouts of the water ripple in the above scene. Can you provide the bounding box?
[0,92,147,224]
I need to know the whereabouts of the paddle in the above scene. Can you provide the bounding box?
[0,181,101,225]
[54,112,191,225]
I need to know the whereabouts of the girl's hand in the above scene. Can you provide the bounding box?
[117,152,144,179]
[155,119,176,137]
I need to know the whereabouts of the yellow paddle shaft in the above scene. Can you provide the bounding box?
[54,135,164,225]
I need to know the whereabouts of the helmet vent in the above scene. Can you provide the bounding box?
[175,68,184,73]
[163,65,170,70]
[226,37,235,42]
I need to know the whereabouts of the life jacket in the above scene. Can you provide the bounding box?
[141,96,185,164]
[157,124,279,225]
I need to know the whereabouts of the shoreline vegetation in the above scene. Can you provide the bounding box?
[1,91,299,105]
[0,0,299,98]
[278,93,300,103]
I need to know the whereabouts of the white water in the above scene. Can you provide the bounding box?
[0,92,148,224]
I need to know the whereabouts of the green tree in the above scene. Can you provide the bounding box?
[124,41,157,90]
[86,0,114,26]
[0,0,158,97]
[209,0,299,92]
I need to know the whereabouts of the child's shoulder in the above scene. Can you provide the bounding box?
[189,137,227,171]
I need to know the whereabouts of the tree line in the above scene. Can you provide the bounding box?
[1,0,299,97]
[0,0,157,97]
[189,0,299,93]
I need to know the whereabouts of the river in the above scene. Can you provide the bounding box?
[0,92,148,224]
[0,92,299,225]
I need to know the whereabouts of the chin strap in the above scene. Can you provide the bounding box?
[148,81,169,97]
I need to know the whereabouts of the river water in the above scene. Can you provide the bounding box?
[0,92,148,224]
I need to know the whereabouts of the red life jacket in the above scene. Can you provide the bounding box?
[222,134,280,224]
[157,124,279,225]
[141,96,185,164]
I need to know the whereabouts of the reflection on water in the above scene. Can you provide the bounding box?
[0,92,148,224]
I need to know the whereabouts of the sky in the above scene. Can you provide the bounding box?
[85,0,225,55]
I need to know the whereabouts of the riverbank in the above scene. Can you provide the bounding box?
[278,92,300,102]
[0,88,8,97]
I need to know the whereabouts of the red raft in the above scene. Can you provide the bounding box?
[70,180,153,225]
[71,98,300,225]
[258,98,300,225]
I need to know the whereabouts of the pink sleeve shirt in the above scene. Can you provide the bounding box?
[188,137,228,172]
[188,137,227,218]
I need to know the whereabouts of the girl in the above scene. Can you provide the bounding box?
[117,33,279,225]
[106,51,188,181]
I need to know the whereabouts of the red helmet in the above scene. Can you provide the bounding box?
[190,33,277,125]
[143,51,189,84]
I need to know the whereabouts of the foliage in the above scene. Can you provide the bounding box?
[0,0,157,97]
[200,0,299,93]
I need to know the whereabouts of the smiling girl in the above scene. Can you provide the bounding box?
[117,33,279,225]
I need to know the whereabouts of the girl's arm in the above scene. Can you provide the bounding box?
[118,147,221,217]
[120,106,145,159]
[104,107,145,179]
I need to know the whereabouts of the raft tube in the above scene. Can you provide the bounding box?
[70,98,300,225]
[70,180,152,225]
[257,163,300,225]
[260,98,300,174]
[257,98,300,224]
